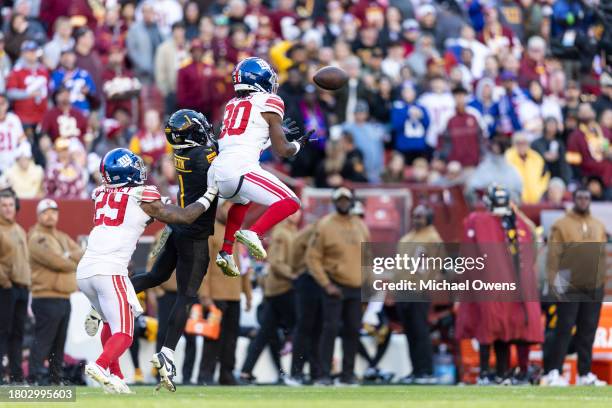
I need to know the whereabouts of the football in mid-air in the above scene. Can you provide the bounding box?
[313,66,349,91]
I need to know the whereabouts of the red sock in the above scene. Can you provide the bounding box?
[250,198,300,236]
[222,203,251,254]
[100,323,124,378]
[96,333,132,372]
[101,323,111,345]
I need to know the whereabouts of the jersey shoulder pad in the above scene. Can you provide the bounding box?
[91,185,105,201]
[133,185,162,203]
[258,93,285,117]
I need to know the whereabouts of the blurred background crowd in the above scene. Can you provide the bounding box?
[0,0,610,203]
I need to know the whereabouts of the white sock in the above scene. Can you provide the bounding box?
[161,346,175,362]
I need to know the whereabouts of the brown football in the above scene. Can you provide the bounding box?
[313,66,349,91]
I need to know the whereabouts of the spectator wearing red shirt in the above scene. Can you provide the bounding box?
[437,85,484,168]
[129,109,170,167]
[94,5,128,63]
[39,0,73,36]
[477,6,520,57]
[101,46,138,118]
[74,27,103,101]
[270,0,298,38]
[44,137,87,199]
[225,24,253,65]
[176,39,216,120]
[40,86,88,143]
[246,0,270,20]
[6,41,49,129]
[566,103,612,189]
[518,36,549,90]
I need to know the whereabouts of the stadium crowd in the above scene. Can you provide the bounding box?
[0,0,611,389]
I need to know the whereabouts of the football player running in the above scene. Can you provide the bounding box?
[210,57,314,277]
[77,148,217,393]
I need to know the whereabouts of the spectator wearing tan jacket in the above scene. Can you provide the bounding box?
[198,202,252,385]
[240,211,300,384]
[0,190,30,384]
[27,199,83,385]
[306,187,370,385]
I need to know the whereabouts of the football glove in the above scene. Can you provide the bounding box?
[282,117,300,137]
[295,129,316,148]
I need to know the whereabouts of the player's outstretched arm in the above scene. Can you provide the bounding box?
[262,112,315,158]
[140,186,218,224]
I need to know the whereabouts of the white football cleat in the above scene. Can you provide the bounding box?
[540,369,569,386]
[84,308,102,337]
[85,363,115,393]
[216,251,240,277]
[235,230,267,260]
[576,372,606,386]
[151,352,176,392]
[109,375,132,394]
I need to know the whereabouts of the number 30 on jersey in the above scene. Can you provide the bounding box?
[219,100,252,139]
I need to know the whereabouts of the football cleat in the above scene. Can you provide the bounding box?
[540,369,569,386]
[109,374,133,394]
[84,308,102,337]
[85,363,115,393]
[151,352,177,392]
[216,251,240,277]
[235,230,267,260]
[576,372,606,386]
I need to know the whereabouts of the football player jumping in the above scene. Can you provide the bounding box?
[77,148,217,393]
[210,57,314,277]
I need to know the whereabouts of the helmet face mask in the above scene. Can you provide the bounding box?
[100,148,147,187]
[165,109,214,149]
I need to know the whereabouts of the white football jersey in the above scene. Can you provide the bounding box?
[211,92,284,181]
[0,113,25,173]
[77,185,161,278]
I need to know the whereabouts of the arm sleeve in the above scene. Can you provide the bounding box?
[139,185,162,203]
[6,88,30,100]
[305,224,331,288]
[0,235,14,287]
[261,94,285,118]
[65,235,84,262]
[546,224,563,285]
[29,235,77,273]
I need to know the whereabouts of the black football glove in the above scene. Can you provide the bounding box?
[282,118,300,138]
[295,129,316,148]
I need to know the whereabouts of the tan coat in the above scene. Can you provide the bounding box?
[199,222,252,302]
[290,223,316,278]
[546,209,608,289]
[28,223,83,298]
[0,216,30,288]
[264,221,297,297]
[398,225,445,284]
[306,213,370,288]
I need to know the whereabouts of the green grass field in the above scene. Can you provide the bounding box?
[2,385,611,408]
